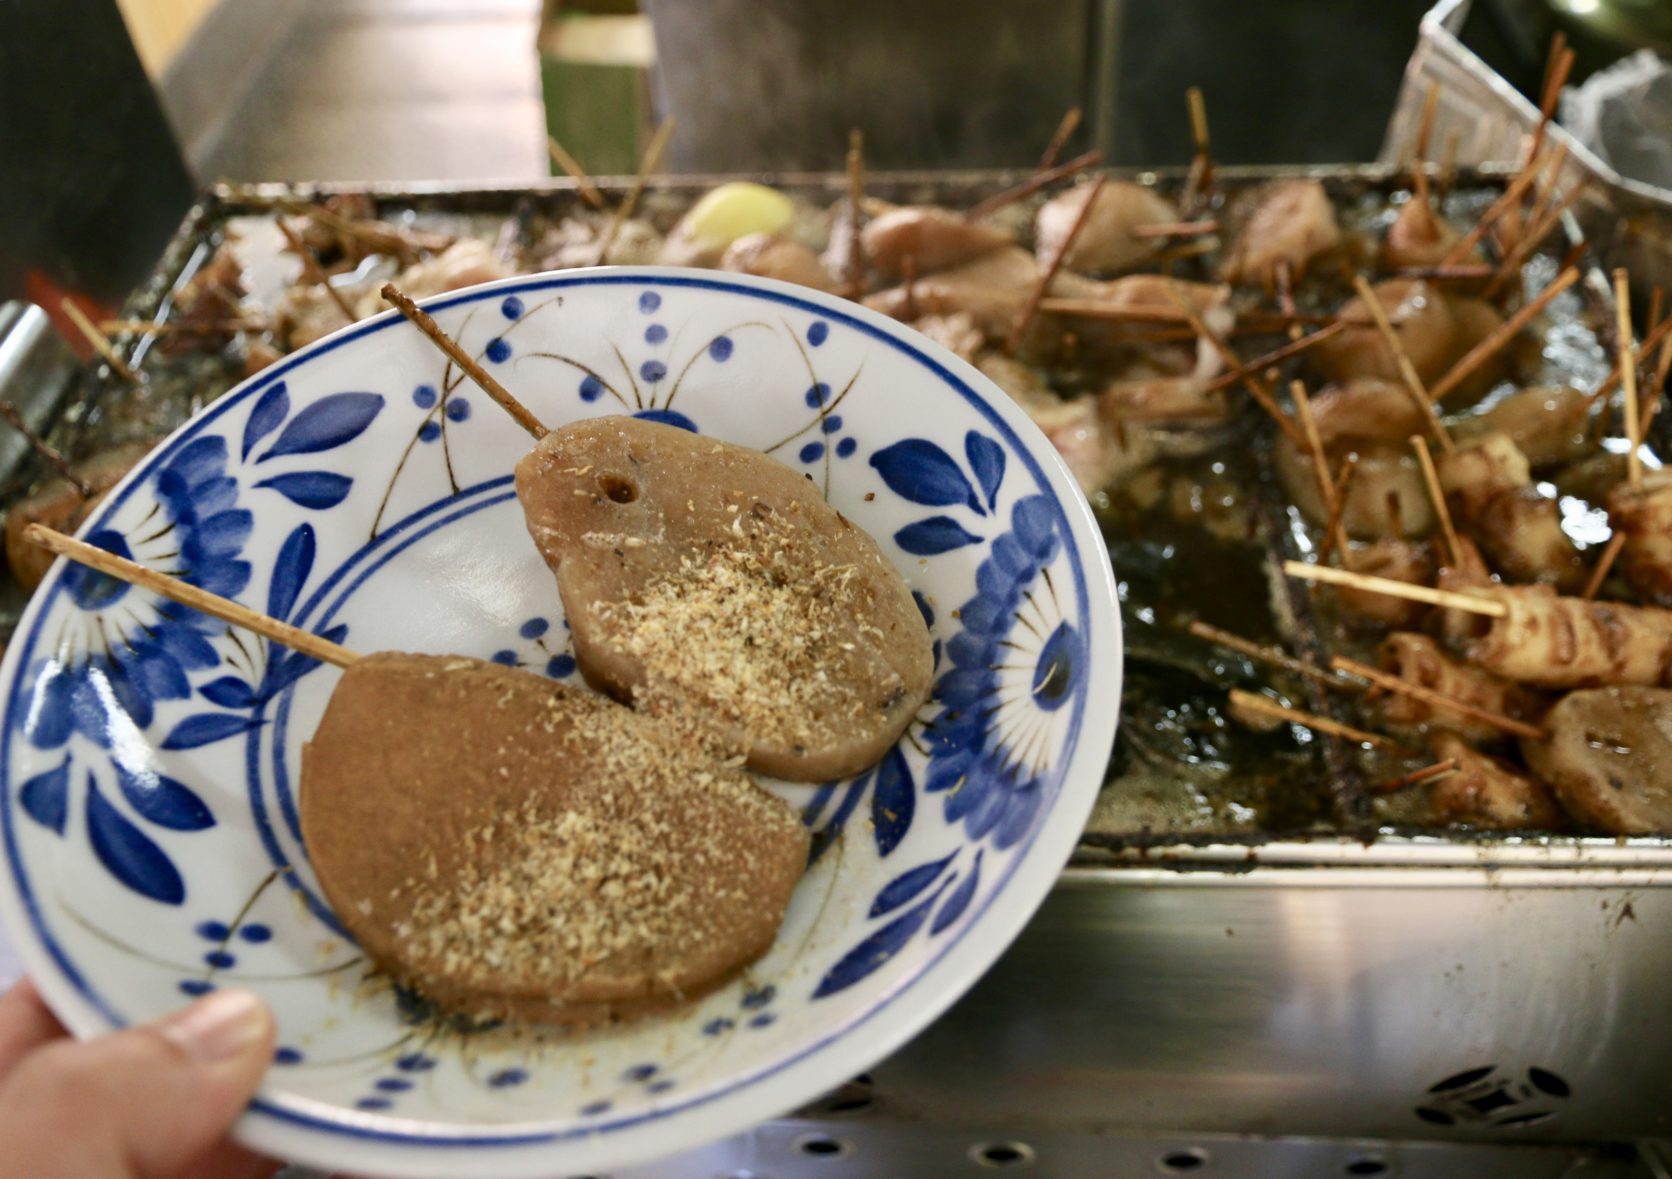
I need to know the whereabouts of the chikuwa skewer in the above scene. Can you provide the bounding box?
[26,525,358,669]
[1282,559,1507,617]
[381,284,548,440]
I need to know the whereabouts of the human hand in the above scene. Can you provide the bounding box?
[0,977,279,1179]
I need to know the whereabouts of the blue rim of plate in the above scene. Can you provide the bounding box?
[0,270,1107,1147]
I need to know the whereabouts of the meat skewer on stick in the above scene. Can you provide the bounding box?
[24,523,808,1026]
[1349,275,1453,452]
[381,285,935,781]
[59,299,140,385]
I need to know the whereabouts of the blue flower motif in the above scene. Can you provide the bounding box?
[24,437,246,752]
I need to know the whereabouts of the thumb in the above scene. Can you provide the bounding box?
[0,988,275,1179]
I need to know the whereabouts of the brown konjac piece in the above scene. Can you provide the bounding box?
[515,417,934,782]
[1521,686,1672,834]
[4,441,154,592]
[301,652,808,1024]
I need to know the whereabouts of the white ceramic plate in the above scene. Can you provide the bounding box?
[0,268,1120,1179]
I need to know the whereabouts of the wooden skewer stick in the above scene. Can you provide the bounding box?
[59,299,139,384]
[1162,282,1307,447]
[1410,434,1461,568]
[1290,380,1351,558]
[965,149,1103,221]
[1283,559,1506,617]
[1411,82,1441,212]
[1348,275,1453,452]
[1429,266,1581,403]
[1371,757,1460,795]
[0,402,92,496]
[1527,33,1575,172]
[1437,128,1462,199]
[1480,185,1585,300]
[98,318,268,335]
[596,118,675,266]
[1330,654,1546,741]
[1038,107,1082,172]
[1228,688,1408,750]
[1181,86,1212,214]
[1583,307,1672,414]
[1438,153,1554,266]
[381,284,547,440]
[545,135,605,209]
[1526,139,1571,230]
[1582,529,1628,601]
[1615,268,1644,494]
[26,525,357,668]
[1129,220,1220,240]
[844,128,867,299]
[1186,620,1360,692]
[1007,175,1105,355]
[1200,322,1346,395]
[274,217,357,323]
[1393,265,1495,281]
[1318,454,1359,566]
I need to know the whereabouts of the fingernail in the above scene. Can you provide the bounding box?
[156,989,268,1063]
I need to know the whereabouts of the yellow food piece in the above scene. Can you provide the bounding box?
[680,182,794,247]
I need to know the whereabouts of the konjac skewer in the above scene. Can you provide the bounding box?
[383,286,935,780]
[26,525,807,1026]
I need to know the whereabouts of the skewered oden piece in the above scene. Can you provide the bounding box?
[1427,733,1565,830]
[1375,632,1543,745]
[1436,432,1581,586]
[303,653,808,1024]
[515,416,935,781]
[1461,585,1672,688]
[1607,471,1672,606]
[1522,687,1672,834]
[26,525,810,1026]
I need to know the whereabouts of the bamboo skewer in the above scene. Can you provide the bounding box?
[1428,266,1581,404]
[381,284,547,440]
[844,128,866,299]
[1162,283,1306,447]
[1393,264,1495,281]
[0,402,92,496]
[964,149,1102,221]
[1615,269,1644,494]
[596,118,675,266]
[1291,380,1351,557]
[1186,620,1359,692]
[1410,434,1461,568]
[1481,184,1585,301]
[1583,530,1628,601]
[1526,139,1571,230]
[1330,654,1546,741]
[1527,33,1575,173]
[1181,86,1212,213]
[1007,175,1105,355]
[1318,454,1359,566]
[1228,689,1408,750]
[98,318,268,335]
[1129,220,1219,239]
[26,525,358,668]
[1283,559,1506,617]
[1371,757,1460,795]
[1438,153,1554,266]
[1410,82,1441,213]
[59,299,140,384]
[274,217,357,323]
[1199,322,1346,394]
[1349,276,1453,452]
[545,135,605,209]
[1038,107,1083,172]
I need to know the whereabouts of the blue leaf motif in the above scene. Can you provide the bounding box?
[813,891,938,998]
[895,517,982,556]
[254,472,352,510]
[19,757,70,834]
[965,432,1006,511]
[198,675,255,708]
[86,776,184,905]
[161,712,261,750]
[242,382,289,460]
[114,765,214,832]
[869,852,954,918]
[268,524,315,622]
[871,746,915,857]
[807,773,869,868]
[869,439,983,514]
[931,849,981,934]
[257,393,384,462]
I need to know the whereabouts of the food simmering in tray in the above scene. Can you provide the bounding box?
[12,104,1668,842]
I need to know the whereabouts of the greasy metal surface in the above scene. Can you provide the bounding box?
[868,864,1672,1141]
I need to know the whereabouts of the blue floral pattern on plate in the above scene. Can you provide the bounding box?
[0,269,1119,1179]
